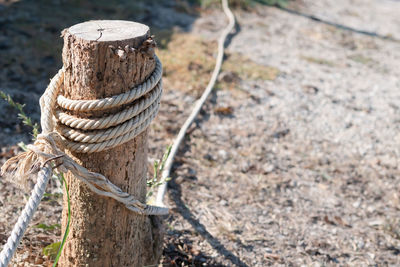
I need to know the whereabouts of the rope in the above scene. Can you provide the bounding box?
[58,101,159,143]
[57,82,162,153]
[55,83,161,131]
[0,0,235,264]
[155,0,235,206]
[6,54,167,215]
[57,56,162,111]
[41,57,163,153]
[0,166,52,267]
[24,134,169,216]
[0,54,167,265]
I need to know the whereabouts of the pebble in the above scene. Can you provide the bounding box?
[262,163,274,174]
[217,149,228,161]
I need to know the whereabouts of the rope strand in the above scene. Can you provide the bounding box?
[0,53,167,266]
[45,57,163,153]
[57,56,163,111]
[0,0,235,264]
[155,0,235,206]
[0,166,52,267]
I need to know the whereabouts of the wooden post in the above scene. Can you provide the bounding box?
[59,20,163,266]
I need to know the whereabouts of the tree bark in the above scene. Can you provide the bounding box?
[59,20,163,267]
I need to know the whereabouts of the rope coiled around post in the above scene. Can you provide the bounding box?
[41,56,163,153]
[0,55,168,266]
[32,55,166,214]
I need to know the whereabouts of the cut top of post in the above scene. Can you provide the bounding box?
[68,20,149,42]
[63,19,154,99]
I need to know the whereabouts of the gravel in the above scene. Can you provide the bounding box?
[1,0,400,266]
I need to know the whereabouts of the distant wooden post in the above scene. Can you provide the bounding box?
[59,20,163,266]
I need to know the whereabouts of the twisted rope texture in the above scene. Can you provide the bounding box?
[57,56,162,111]
[0,54,167,266]
[36,54,167,214]
[42,56,163,153]
[0,167,52,267]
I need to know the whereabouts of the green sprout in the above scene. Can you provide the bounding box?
[52,172,70,266]
[1,91,70,266]
[0,91,40,139]
[147,145,172,199]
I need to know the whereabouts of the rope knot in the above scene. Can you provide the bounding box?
[1,133,65,189]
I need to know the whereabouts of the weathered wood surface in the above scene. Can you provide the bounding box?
[59,20,163,267]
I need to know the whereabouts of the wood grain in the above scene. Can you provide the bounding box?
[59,20,163,267]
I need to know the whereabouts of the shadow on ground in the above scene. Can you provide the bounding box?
[279,6,399,42]
[168,179,249,267]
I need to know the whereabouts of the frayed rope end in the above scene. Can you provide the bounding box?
[1,133,65,190]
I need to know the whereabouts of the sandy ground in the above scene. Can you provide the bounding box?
[1,0,400,266]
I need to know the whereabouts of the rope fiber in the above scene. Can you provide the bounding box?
[0,55,166,265]
[0,167,52,267]
[41,57,162,153]
[0,0,235,265]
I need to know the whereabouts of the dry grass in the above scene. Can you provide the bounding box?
[300,55,336,67]
[2,0,400,266]
[157,33,217,97]
[348,54,375,65]
[223,52,280,81]
[157,32,280,97]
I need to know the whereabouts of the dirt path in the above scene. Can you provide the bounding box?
[156,1,400,266]
[1,1,400,266]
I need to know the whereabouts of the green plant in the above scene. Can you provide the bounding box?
[147,145,172,199]
[34,223,61,231]
[43,173,70,266]
[1,91,168,265]
[52,172,70,266]
[187,0,289,9]
[254,0,288,8]
[301,55,336,67]
[0,91,40,139]
[43,242,61,261]
[0,92,70,266]
[348,54,374,65]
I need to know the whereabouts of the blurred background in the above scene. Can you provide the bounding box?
[0,0,399,266]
